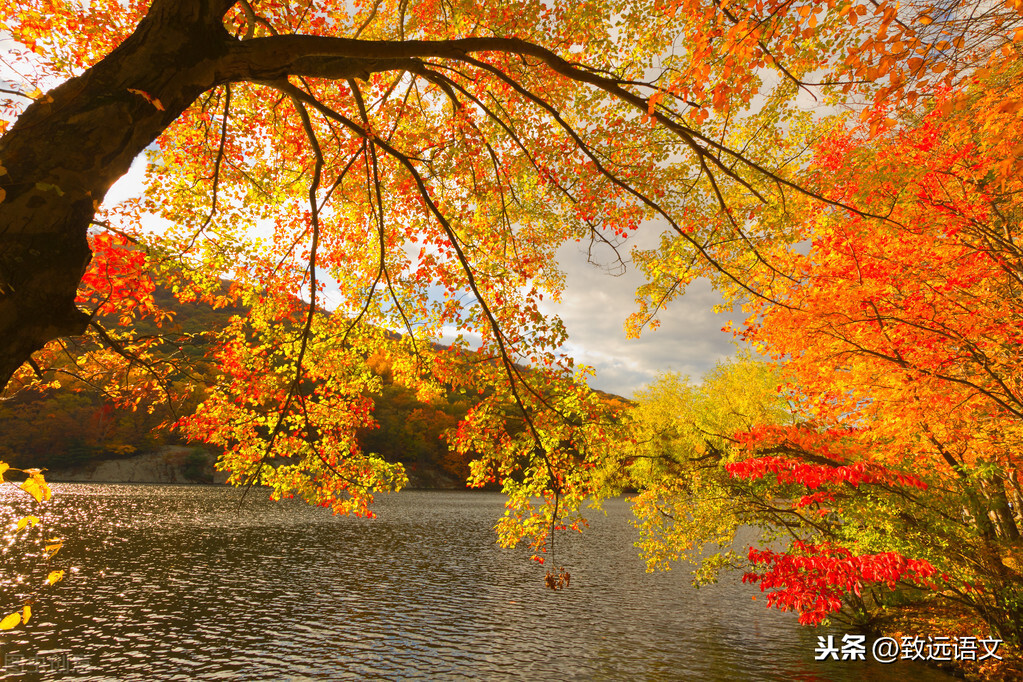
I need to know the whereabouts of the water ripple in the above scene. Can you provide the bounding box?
[0,485,955,681]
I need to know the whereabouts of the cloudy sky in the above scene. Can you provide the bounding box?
[543,238,742,398]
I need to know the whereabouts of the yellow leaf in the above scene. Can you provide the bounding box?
[16,516,40,532]
[34,182,65,196]
[0,612,21,630]
[22,605,30,625]
[20,472,52,502]
[0,462,8,481]
[44,542,62,558]
[26,472,52,501]
[46,570,65,586]
[21,477,44,502]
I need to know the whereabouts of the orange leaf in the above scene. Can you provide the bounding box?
[127,88,166,111]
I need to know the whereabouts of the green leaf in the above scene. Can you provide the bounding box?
[34,182,65,196]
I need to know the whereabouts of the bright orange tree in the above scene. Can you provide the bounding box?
[705,65,1023,640]
[1,0,1021,586]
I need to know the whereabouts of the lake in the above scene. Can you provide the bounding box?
[0,485,957,680]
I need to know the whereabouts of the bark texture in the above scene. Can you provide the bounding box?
[0,0,239,387]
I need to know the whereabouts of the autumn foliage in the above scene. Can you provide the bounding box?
[741,56,1022,625]
[0,462,63,632]
[627,39,1023,645]
[744,542,940,626]
[2,0,1023,644]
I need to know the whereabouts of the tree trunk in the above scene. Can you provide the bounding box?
[991,473,1021,541]
[1008,468,1023,525]
[0,0,235,389]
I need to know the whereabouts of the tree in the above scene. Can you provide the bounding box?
[751,69,1023,641]
[627,56,1023,642]
[1,0,1021,567]
[625,358,791,583]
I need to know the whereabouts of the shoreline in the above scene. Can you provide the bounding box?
[42,447,466,490]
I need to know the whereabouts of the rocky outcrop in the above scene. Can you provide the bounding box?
[47,446,224,484]
[404,465,462,490]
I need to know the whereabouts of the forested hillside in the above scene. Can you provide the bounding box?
[1,285,623,484]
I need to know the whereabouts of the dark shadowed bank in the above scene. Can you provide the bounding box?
[42,446,464,489]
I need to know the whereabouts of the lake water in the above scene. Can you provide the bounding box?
[0,485,957,680]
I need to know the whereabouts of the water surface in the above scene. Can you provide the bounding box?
[0,485,956,680]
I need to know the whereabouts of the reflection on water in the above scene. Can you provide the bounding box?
[0,485,955,680]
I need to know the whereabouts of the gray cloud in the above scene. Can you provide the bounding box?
[544,237,743,397]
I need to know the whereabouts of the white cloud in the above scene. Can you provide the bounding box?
[545,236,742,398]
